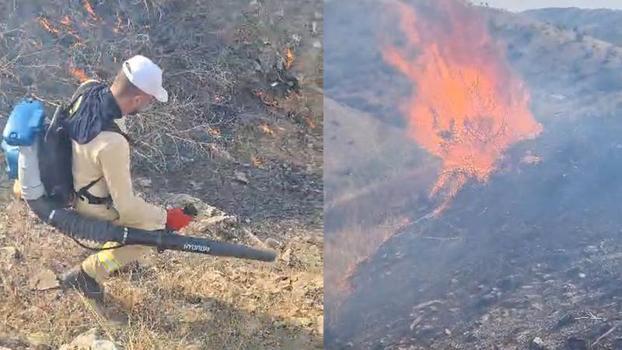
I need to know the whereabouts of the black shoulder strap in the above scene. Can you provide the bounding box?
[67,80,100,118]
[81,177,102,192]
[102,120,132,144]
[76,176,112,206]
[70,80,100,102]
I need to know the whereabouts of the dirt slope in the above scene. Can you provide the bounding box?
[325,1,622,349]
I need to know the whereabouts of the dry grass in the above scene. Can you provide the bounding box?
[0,0,322,348]
[0,199,322,349]
[0,0,322,171]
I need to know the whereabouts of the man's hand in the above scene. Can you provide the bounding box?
[166,207,194,231]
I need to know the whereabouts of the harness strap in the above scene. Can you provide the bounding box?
[76,177,112,206]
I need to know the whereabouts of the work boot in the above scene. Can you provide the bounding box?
[59,266,129,326]
[59,265,105,303]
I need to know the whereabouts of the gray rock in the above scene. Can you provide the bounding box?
[530,336,547,350]
[197,215,237,227]
[59,328,118,350]
[234,171,249,184]
[29,269,59,291]
[165,193,237,234]
[291,34,302,45]
[281,248,292,265]
[134,177,152,187]
[27,332,52,349]
[164,193,221,216]
[265,238,283,249]
[583,245,599,254]
[0,246,19,261]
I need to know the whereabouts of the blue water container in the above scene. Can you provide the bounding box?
[1,140,18,180]
[3,99,45,146]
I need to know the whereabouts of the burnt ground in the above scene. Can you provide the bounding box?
[325,1,622,349]
[0,0,322,349]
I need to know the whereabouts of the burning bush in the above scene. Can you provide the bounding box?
[0,0,308,172]
[383,0,542,214]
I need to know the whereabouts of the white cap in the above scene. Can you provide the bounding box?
[121,55,168,103]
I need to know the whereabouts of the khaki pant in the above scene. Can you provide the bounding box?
[75,198,155,283]
[81,243,152,283]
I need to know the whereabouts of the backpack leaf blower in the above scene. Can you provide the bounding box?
[2,98,276,262]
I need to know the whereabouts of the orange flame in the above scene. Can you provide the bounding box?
[382,0,542,213]
[207,127,221,137]
[285,47,295,70]
[38,16,81,41]
[83,0,99,20]
[254,90,279,107]
[251,155,265,167]
[60,16,72,27]
[258,122,275,136]
[38,17,60,35]
[113,15,123,33]
[69,65,89,83]
[304,115,317,129]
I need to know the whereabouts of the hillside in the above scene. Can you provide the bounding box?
[0,1,323,349]
[325,1,622,349]
[324,95,439,324]
[524,7,622,46]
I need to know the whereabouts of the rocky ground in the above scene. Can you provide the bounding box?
[0,0,323,349]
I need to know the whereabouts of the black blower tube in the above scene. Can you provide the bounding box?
[26,197,277,262]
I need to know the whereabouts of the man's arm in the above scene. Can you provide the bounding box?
[97,133,167,231]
